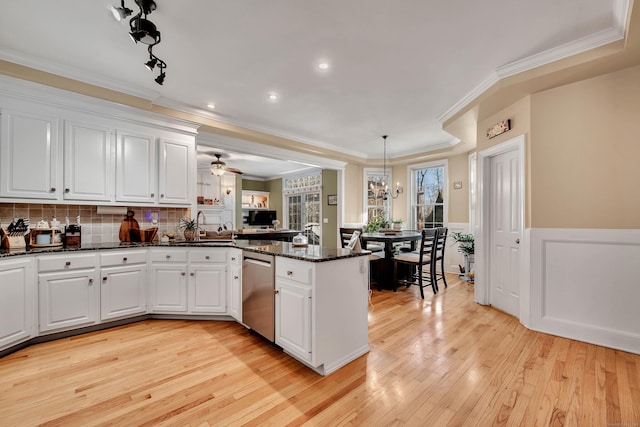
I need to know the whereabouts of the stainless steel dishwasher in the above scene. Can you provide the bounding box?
[242,251,275,341]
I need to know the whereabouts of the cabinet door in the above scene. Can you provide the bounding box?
[228,264,242,321]
[275,280,312,362]
[0,258,36,351]
[116,130,156,203]
[149,265,187,312]
[64,121,114,202]
[188,265,227,314]
[159,139,190,205]
[0,109,59,199]
[100,265,147,321]
[39,269,98,333]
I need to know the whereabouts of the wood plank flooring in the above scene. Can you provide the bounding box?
[1,275,639,426]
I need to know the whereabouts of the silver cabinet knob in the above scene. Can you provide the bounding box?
[516,238,520,244]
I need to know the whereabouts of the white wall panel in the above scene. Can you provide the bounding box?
[530,228,640,354]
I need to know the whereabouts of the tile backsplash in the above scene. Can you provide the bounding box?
[0,203,190,245]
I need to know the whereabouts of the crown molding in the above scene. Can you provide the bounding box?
[0,75,200,135]
[438,0,629,124]
[0,47,160,102]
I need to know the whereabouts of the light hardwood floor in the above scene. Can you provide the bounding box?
[1,275,639,426]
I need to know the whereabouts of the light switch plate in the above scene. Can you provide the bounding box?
[323,218,329,223]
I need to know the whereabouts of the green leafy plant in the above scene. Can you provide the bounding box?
[450,232,474,255]
[363,215,389,233]
[179,218,197,231]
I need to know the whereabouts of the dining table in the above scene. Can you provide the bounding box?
[360,230,423,289]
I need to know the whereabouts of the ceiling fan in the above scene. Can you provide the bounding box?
[208,153,244,176]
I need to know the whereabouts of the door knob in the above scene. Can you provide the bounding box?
[516,238,520,244]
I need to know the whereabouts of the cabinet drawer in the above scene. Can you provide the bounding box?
[229,249,242,266]
[276,259,312,285]
[150,250,188,263]
[38,253,98,272]
[189,249,226,264]
[100,250,147,267]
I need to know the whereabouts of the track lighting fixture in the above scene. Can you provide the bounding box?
[112,0,167,85]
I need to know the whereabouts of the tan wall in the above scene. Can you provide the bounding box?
[322,170,338,247]
[530,64,640,229]
[265,178,283,224]
[477,96,532,228]
[447,152,471,224]
[390,165,408,223]
[343,163,364,224]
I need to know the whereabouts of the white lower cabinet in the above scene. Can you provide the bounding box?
[149,248,227,314]
[228,249,242,321]
[0,258,36,351]
[100,251,147,321]
[38,254,99,334]
[275,279,312,362]
[275,256,370,375]
[187,249,227,314]
[149,250,188,313]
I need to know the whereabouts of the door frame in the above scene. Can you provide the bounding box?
[475,134,528,323]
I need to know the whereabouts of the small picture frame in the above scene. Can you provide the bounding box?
[327,194,338,205]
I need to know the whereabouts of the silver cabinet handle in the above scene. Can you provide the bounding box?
[50,187,56,192]
[205,255,210,260]
[65,261,71,266]
[181,272,186,276]
[190,272,195,276]
[287,271,293,276]
[89,278,94,285]
[166,255,171,259]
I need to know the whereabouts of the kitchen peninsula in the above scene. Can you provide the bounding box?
[0,239,371,376]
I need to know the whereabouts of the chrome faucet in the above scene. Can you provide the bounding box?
[196,210,205,241]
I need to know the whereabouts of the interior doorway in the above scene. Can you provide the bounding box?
[475,135,526,320]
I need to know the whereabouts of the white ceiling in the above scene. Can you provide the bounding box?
[0,0,626,162]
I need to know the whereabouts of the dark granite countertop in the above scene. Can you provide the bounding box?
[0,239,370,262]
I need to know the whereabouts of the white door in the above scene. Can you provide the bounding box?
[489,148,522,317]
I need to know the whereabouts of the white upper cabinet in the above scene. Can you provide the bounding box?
[63,121,115,202]
[0,109,60,199]
[158,139,191,205]
[115,130,157,204]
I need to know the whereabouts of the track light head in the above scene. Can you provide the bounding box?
[154,72,166,85]
[129,18,160,45]
[144,57,157,71]
[111,0,133,21]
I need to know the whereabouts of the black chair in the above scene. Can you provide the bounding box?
[393,228,438,298]
[433,227,449,291]
[340,227,384,291]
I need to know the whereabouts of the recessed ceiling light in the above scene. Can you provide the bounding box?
[268,93,278,102]
[318,63,329,70]
[207,103,216,109]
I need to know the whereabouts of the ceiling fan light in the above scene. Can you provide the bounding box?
[211,167,225,176]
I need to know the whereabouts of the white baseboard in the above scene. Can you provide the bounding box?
[529,228,640,354]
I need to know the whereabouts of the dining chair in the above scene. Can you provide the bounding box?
[433,227,449,291]
[340,227,384,291]
[393,228,438,298]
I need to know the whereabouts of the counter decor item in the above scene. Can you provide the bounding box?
[1,218,30,250]
[119,210,140,242]
[292,232,309,246]
[180,218,197,240]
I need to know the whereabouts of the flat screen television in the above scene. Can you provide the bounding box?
[247,210,277,227]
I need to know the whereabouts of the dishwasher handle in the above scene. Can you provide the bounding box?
[243,258,272,268]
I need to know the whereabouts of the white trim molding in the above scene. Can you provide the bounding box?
[529,228,640,355]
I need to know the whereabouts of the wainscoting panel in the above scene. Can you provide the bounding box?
[530,228,640,354]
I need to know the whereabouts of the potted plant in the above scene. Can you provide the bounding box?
[392,219,403,231]
[450,232,475,281]
[179,218,198,240]
[363,215,389,233]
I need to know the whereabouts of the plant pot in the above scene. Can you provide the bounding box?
[393,223,402,231]
[183,230,196,241]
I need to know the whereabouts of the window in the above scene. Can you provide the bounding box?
[410,161,447,229]
[283,173,322,240]
[364,168,391,223]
